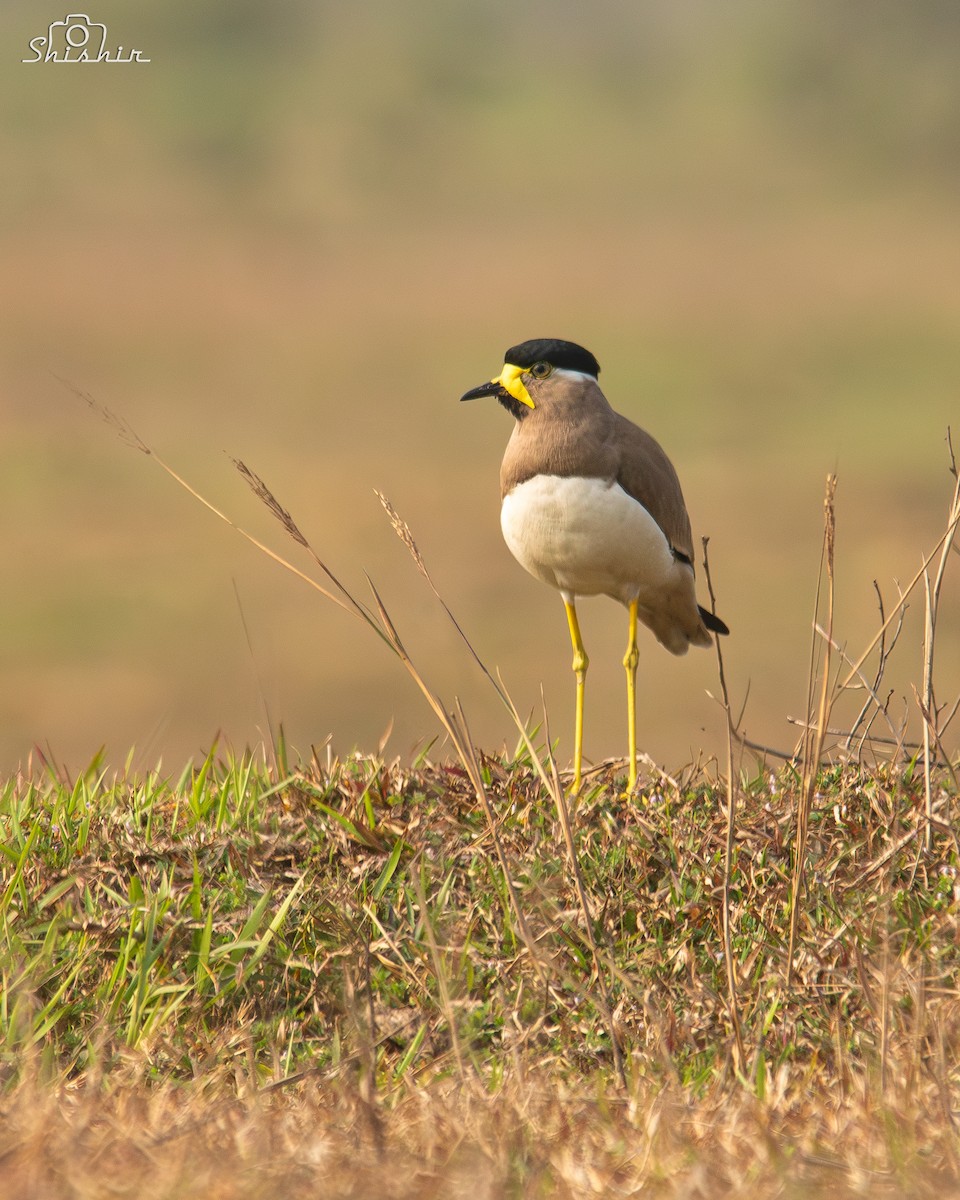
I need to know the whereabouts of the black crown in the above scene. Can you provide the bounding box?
[503,339,600,379]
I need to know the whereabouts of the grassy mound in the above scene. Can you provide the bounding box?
[1,747,957,1197]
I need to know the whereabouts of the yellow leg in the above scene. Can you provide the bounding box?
[563,599,588,793]
[623,599,639,793]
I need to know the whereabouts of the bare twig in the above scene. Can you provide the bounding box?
[843,581,906,759]
[814,621,906,752]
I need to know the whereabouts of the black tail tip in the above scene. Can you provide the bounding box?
[699,606,730,637]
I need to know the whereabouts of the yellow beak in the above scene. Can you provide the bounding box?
[495,363,535,409]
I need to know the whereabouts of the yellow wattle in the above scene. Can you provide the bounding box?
[495,363,535,409]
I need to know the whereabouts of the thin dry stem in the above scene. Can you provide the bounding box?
[788,473,837,986]
[702,536,746,1073]
[920,430,960,848]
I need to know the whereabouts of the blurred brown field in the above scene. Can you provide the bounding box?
[2,0,959,774]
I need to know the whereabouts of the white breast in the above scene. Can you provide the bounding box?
[500,474,677,607]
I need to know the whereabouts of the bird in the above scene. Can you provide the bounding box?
[460,338,728,794]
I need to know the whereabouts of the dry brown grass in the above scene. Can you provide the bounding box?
[3,1059,958,1199]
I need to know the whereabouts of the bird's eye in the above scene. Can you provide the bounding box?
[529,361,552,379]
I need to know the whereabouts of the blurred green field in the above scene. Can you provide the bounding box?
[2,0,959,772]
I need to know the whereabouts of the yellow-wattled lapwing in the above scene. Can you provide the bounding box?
[461,338,728,793]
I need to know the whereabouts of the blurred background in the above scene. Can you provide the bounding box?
[3,0,959,774]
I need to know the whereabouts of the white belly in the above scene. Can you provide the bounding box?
[500,474,677,607]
